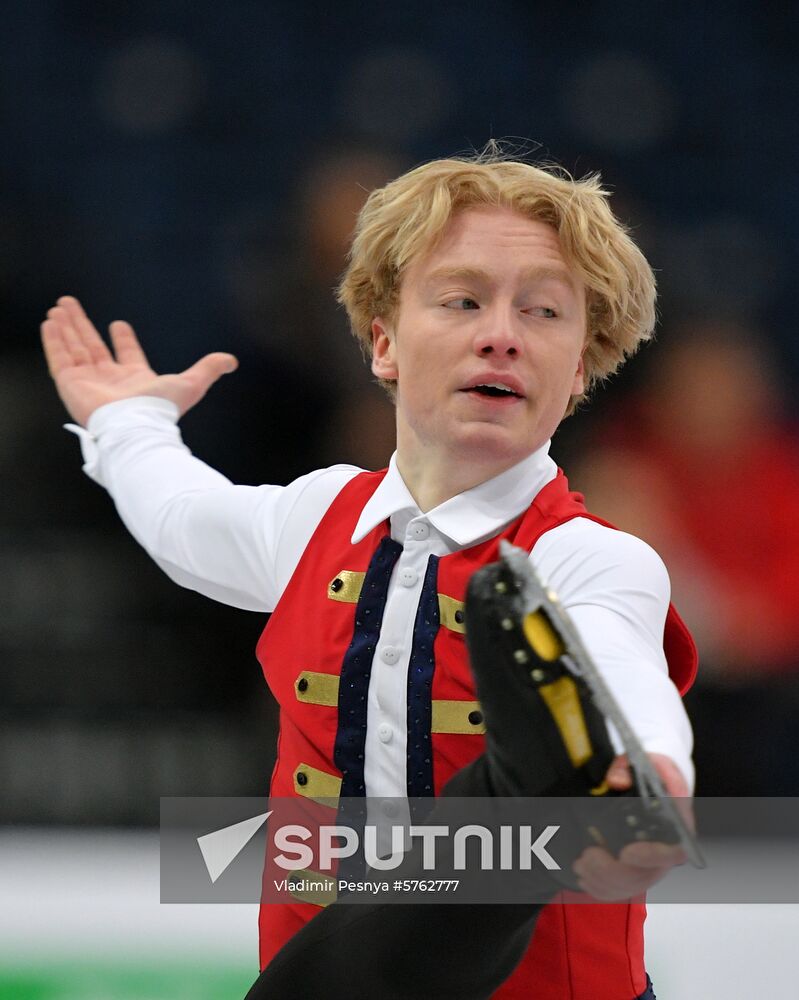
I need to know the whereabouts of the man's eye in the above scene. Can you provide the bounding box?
[530,306,558,319]
[444,298,479,310]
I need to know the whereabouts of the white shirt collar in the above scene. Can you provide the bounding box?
[352,443,558,547]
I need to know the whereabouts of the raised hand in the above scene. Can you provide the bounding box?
[41,296,238,426]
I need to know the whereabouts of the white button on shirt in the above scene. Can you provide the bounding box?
[68,396,695,796]
[378,724,393,744]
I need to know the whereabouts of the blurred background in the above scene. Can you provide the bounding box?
[2,1,798,996]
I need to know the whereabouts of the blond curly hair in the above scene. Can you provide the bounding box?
[337,146,656,414]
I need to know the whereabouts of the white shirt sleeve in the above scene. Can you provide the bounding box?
[66,396,361,612]
[531,517,695,792]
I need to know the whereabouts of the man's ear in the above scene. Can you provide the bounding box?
[571,343,587,396]
[371,317,398,381]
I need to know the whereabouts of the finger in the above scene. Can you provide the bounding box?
[580,859,672,897]
[605,754,633,790]
[573,847,624,893]
[673,797,696,833]
[56,296,112,365]
[649,754,690,797]
[573,856,640,900]
[180,352,239,389]
[648,754,695,831]
[573,846,615,879]
[577,841,683,874]
[618,841,687,869]
[41,320,77,377]
[109,320,149,366]
[47,306,91,365]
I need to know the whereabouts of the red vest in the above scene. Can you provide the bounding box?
[256,469,697,999]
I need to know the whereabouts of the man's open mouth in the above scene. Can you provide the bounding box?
[461,383,523,399]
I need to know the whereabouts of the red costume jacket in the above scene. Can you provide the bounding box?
[256,468,697,999]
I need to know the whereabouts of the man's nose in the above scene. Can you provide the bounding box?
[472,310,524,358]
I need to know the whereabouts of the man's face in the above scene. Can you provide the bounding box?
[371,205,588,470]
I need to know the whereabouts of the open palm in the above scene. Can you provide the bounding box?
[41,296,237,427]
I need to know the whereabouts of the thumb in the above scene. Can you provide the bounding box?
[180,352,239,390]
[170,352,238,414]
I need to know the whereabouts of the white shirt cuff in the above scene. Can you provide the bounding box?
[64,396,180,484]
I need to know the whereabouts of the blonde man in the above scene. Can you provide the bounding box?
[42,149,695,1000]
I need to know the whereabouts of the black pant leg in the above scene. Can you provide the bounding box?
[245,901,542,1000]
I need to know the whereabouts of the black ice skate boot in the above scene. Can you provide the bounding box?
[444,541,702,879]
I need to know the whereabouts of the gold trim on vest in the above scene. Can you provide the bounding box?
[288,868,337,907]
[293,763,342,803]
[327,570,365,603]
[295,671,340,707]
[438,593,466,633]
[431,700,486,734]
